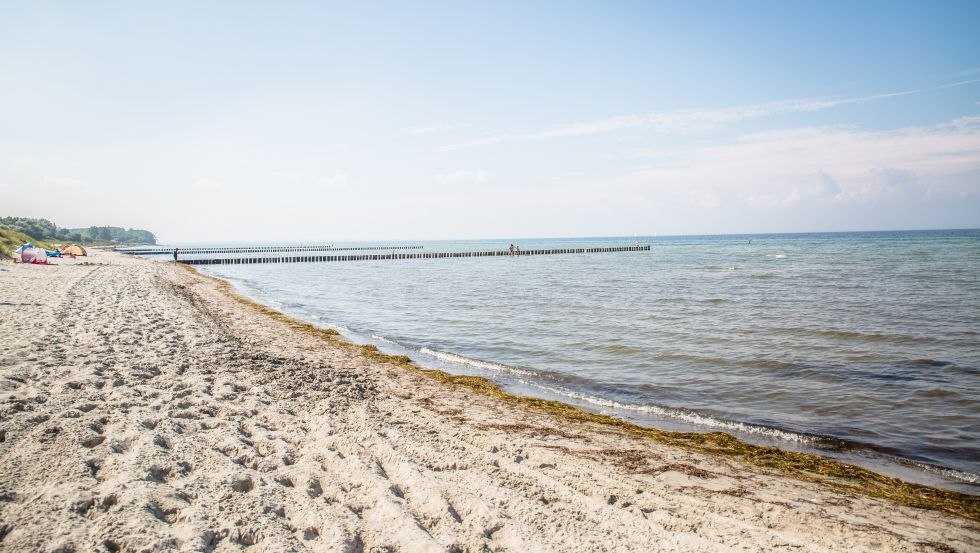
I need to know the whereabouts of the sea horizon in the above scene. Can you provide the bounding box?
[142,226,980,249]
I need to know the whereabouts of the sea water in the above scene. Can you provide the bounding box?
[178,230,979,492]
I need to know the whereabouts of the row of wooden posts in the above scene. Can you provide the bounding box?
[176,245,651,265]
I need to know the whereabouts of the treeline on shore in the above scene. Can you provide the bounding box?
[0,216,157,246]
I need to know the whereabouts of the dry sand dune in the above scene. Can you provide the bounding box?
[0,251,976,552]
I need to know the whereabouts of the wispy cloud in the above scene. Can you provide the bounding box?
[40,176,84,191]
[192,177,224,191]
[437,134,513,151]
[438,79,980,151]
[407,123,463,136]
[620,115,980,208]
[319,174,350,188]
[949,67,980,78]
[434,170,490,184]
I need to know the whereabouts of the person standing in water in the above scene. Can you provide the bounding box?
[508,244,515,256]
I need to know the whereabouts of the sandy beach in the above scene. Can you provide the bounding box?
[0,251,976,552]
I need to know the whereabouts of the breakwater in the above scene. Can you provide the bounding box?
[117,245,424,255]
[178,245,650,265]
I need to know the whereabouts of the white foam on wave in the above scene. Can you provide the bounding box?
[418,347,538,377]
[371,334,400,345]
[530,383,817,445]
[765,254,788,259]
[900,459,979,484]
[327,323,354,335]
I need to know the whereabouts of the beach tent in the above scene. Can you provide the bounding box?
[60,244,86,256]
[13,243,32,261]
[20,247,48,264]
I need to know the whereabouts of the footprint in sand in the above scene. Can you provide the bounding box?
[85,458,102,479]
[79,435,105,448]
[306,478,323,499]
[146,500,180,524]
[230,476,254,493]
[146,464,173,483]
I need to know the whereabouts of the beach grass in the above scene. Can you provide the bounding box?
[180,263,980,522]
[0,228,54,260]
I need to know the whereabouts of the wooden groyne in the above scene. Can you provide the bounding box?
[177,245,650,265]
[117,245,424,255]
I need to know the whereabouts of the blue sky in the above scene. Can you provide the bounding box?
[2,1,979,242]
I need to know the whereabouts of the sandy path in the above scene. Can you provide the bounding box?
[0,252,976,552]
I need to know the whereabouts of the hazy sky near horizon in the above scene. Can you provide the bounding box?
[2,2,979,242]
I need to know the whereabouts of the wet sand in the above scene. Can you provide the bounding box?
[0,251,976,552]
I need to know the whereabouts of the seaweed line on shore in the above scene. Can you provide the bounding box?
[177,263,980,522]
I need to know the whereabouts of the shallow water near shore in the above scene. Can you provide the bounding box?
[179,230,980,493]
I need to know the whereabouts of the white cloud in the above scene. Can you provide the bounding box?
[621,115,980,209]
[746,172,844,208]
[408,123,462,136]
[527,98,843,140]
[266,170,303,180]
[37,176,94,197]
[319,174,350,188]
[192,177,224,191]
[40,176,83,191]
[434,170,490,184]
[440,79,980,151]
[437,98,839,151]
[437,135,512,152]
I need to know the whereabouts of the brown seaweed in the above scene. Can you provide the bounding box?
[181,262,979,521]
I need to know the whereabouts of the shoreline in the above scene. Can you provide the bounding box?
[208,264,979,496]
[196,264,979,520]
[0,250,977,551]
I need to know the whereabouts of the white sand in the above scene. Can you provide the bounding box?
[0,251,976,552]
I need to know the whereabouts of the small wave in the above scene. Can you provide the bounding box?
[816,329,893,342]
[788,328,933,345]
[327,323,354,335]
[418,347,538,377]
[765,254,788,259]
[894,458,979,485]
[595,344,644,355]
[922,388,957,399]
[370,334,400,346]
[907,358,954,368]
[739,358,803,371]
[532,384,818,445]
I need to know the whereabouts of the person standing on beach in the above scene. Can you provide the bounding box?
[173,247,178,263]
